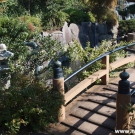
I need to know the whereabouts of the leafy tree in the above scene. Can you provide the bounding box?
[118,19,135,36]
[0,17,65,133]
[17,0,47,15]
[41,0,70,30]
[82,0,118,25]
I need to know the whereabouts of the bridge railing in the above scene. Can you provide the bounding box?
[64,42,135,104]
[53,42,135,122]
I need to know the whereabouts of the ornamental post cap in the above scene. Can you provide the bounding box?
[54,60,62,68]
[119,69,129,80]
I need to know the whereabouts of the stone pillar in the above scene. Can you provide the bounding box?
[53,61,65,122]
[116,70,131,134]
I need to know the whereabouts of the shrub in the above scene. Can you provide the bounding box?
[42,11,69,30]
[0,0,27,16]
[41,0,70,30]
[0,16,39,42]
[64,8,91,24]
[0,73,64,134]
[118,19,135,36]
[0,35,65,134]
[64,40,127,80]
[19,16,42,30]
[105,10,118,25]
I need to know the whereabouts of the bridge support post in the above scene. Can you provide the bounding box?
[116,70,131,134]
[53,61,65,122]
[101,55,109,85]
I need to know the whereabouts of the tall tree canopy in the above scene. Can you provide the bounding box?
[82,0,118,24]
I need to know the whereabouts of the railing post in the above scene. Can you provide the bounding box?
[101,55,109,85]
[53,61,65,122]
[116,70,131,133]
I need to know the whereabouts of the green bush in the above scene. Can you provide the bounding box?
[41,0,69,30]
[118,19,135,36]
[64,8,91,24]
[42,11,69,30]
[18,16,42,29]
[0,35,65,134]
[63,40,127,80]
[0,16,39,42]
[0,73,64,134]
[0,0,27,16]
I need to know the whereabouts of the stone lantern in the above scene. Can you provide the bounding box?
[0,44,14,90]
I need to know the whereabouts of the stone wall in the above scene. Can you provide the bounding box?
[41,21,118,48]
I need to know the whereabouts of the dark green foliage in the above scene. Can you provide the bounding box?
[0,0,132,133]
[0,17,65,133]
[41,0,70,30]
[0,73,64,133]
[64,9,91,24]
[127,4,135,14]
[0,18,65,133]
[0,16,39,42]
[81,0,118,25]
[0,16,41,63]
[118,19,135,36]
[18,0,46,15]
[0,0,27,16]
[64,41,127,81]
[0,0,46,16]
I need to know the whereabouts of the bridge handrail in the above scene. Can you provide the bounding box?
[64,42,135,83]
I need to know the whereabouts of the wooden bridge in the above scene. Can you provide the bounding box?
[46,43,135,135]
[49,68,135,135]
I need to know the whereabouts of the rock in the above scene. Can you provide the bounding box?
[81,22,91,38]
[98,35,112,42]
[40,31,49,37]
[51,31,64,45]
[69,23,83,39]
[62,22,72,44]
[89,23,99,47]
[111,21,119,39]
[97,23,108,35]
[79,34,90,48]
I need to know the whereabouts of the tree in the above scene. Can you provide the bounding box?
[0,0,6,2]
[82,0,118,24]
[17,0,46,15]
